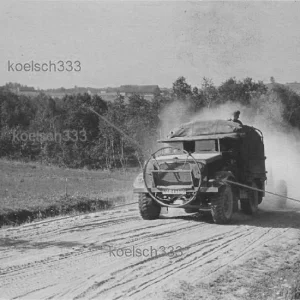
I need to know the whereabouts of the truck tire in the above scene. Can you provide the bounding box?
[255,180,263,205]
[211,184,233,224]
[137,193,161,220]
[241,182,258,214]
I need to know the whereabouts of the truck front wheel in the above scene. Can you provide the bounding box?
[137,193,161,220]
[211,184,233,224]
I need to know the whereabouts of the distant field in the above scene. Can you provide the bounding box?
[0,159,139,224]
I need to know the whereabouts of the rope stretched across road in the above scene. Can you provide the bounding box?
[84,106,143,152]
[223,179,300,204]
[111,201,138,208]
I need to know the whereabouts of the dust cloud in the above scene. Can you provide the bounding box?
[159,98,300,210]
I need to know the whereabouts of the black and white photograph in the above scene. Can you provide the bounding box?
[1,1,300,299]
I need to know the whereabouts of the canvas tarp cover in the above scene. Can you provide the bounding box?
[169,119,243,138]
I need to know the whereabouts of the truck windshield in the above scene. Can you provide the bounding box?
[160,140,216,154]
[161,143,182,155]
[195,140,216,152]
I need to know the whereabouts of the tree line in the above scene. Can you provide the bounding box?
[0,76,299,169]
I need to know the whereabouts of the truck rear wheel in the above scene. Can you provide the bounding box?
[241,182,258,214]
[275,180,287,209]
[137,193,161,220]
[211,184,233,224]
[255,180,263,204]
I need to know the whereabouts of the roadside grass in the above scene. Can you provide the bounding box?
[243,257,300,300]
[166,244,300,300]
[291,280,300,300]
[0,159,139,226]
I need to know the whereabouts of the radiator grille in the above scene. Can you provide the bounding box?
[152,162,193,187]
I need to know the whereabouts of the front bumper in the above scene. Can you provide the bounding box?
[133,186,219,193]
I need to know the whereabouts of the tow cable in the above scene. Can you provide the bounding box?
[223,179,300,204]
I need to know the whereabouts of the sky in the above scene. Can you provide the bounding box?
[1,1,300,89]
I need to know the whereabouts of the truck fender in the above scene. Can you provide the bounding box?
[133,172,147,193]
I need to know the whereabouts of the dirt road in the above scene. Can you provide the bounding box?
[1,206,300,300]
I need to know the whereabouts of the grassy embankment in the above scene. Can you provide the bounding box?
[0,159,139,226]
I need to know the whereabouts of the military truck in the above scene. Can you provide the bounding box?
[133,119,267,224]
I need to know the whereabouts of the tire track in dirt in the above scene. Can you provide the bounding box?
[0,214,209,285]
[62,227,259,299]
[89,228,261,299]
[0,214,215,298]
[73,230,252,299]
[80,226,291,299]
[0,208,298,300]
[199,227,290,280]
